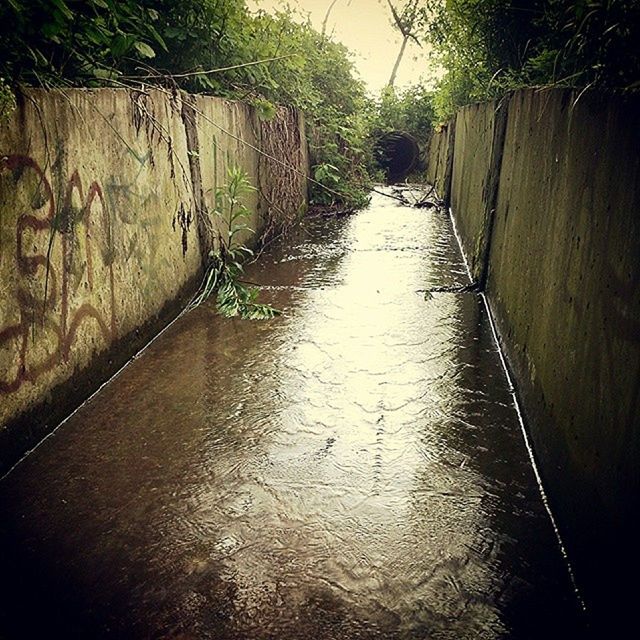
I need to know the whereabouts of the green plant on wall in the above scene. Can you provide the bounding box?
[190,166,280,320]
[0,0,377,213]
[0,76,16,121]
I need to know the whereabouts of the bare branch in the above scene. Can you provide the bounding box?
[386,0,404,29]
[385,0,423,86]
[322,0,341,36]
[123,55,295,81]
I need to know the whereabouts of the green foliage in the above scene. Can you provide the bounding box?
[0,1,374,212]
[524,0,640,89]
[250,97,277,121]
[138,0,253,95]
[242,10,373,209]
[0,76,16,121]
[422,0,640,122]
[313,163,341,193]
[375,84,435,142]
[0,0,168,86]
[191,166,280,320]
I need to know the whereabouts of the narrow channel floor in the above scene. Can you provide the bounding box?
[0,190,585,639]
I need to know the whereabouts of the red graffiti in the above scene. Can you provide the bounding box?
[0,155,116,394]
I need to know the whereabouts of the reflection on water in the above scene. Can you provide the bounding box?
[0,190,584,638]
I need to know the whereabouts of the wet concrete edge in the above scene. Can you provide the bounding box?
[0,271,202,477]
[445,197,589,626]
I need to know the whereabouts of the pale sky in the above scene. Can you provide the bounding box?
[248,0,438,95]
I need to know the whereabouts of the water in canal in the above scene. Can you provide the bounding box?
[0,189,585,639]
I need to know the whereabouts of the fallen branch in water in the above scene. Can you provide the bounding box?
[418,282,481,300]
[371,187,412,204]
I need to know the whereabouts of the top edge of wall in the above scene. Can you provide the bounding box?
[12,87,304,116]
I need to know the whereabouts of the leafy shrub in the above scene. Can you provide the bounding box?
[422,0,640,122]
[0,0,169,86]
[0,1,376,212]
[190,166,279,320]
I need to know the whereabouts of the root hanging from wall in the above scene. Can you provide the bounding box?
[258,106,307,242]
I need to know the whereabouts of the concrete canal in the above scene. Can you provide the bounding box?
[0,189,585,638]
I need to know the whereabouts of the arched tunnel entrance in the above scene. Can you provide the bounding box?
[374,131,420,183]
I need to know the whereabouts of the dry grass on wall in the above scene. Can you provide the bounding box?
[258,105,307,241]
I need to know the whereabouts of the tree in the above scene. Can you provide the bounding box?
[322,0,341,36]
[422,0,640,122]
[0,0,376,210]
[385,0,422,87]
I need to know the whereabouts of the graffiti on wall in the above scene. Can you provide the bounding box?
[0,155,116,394]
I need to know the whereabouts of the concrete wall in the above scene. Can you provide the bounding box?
[428,87,640,627]
[426,120,455,203]
[259,105,309,234]
[449,99,508,283]
[188,95,264,253]
[0,88,307,472]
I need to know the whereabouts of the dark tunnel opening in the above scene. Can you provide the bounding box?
[374,131,420,183]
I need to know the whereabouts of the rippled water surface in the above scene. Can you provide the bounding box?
[0,190,584,638]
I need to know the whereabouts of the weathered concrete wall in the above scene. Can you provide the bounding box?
[425,120,455,203]
[433,87,640,627]
[487,89,640,624]
[259,105,309,235]
[188,95,263,252]
[0,88,307,472]
[449,99,509,283]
